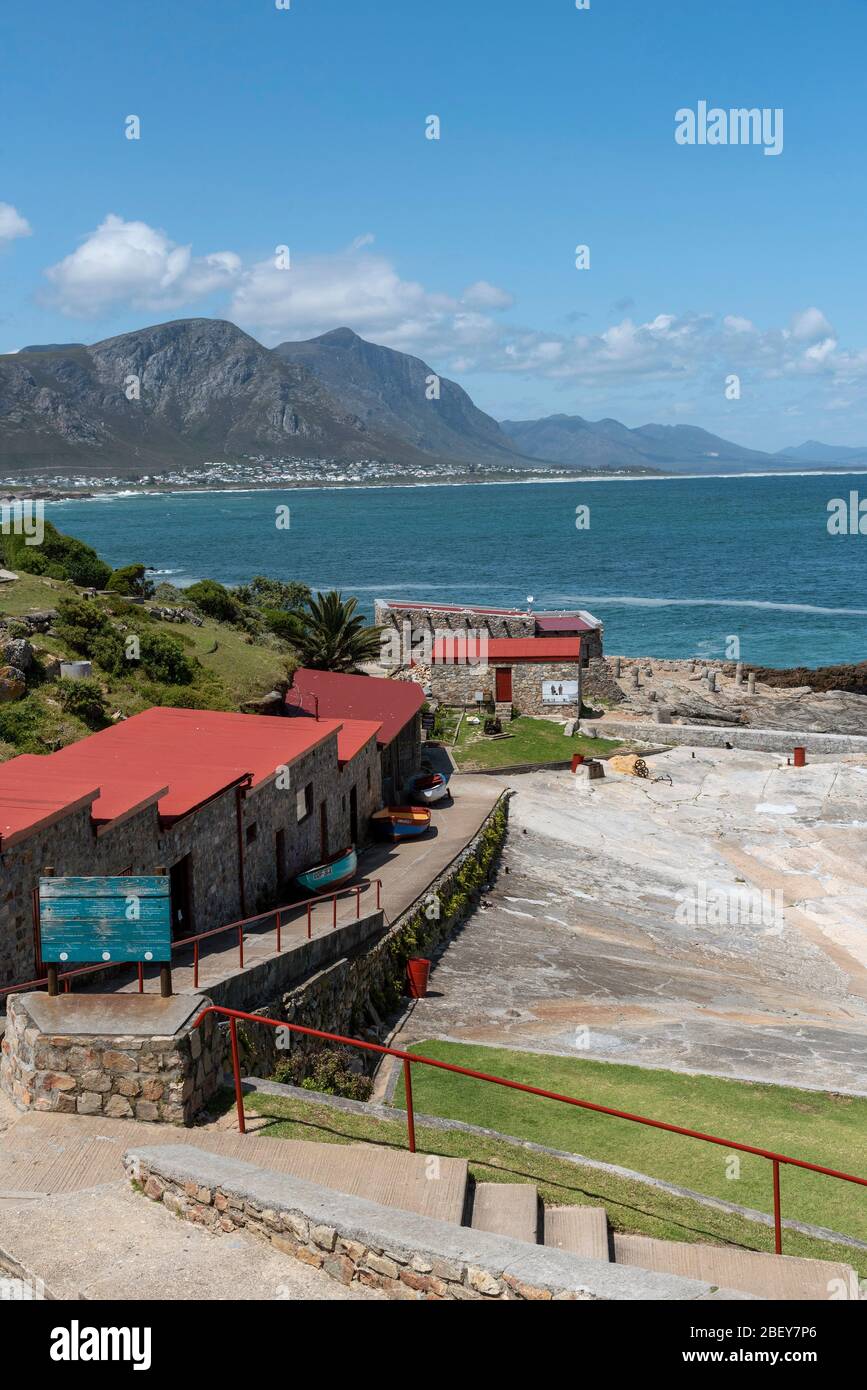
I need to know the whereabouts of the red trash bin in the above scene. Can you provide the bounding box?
[571,754,585,773]
[407,958,431,998]
[793,746,806,768]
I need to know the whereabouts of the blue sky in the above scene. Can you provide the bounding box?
[2,0,866,450]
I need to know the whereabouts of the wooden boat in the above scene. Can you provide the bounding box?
[296,845,357,895]
[371,807,432,841]
[405,770,450,803]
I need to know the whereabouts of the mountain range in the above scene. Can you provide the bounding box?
[0,317,862,480]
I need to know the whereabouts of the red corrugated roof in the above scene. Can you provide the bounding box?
[336,719,382,766]
[0,707,377,841]
[433,636,581,663]
[288,670,424,747]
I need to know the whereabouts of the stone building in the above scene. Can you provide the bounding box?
[0,706,383,990]
[430,635,584,717]
[286,668,424,804]
[375,598,604,661]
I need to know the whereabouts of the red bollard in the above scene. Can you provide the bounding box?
[793,747,806,768]
[571,754,585,773]
[407,957,431,998]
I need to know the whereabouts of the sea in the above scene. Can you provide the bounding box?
[46,471,867,669]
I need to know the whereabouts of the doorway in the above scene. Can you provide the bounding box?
[319,802,329,861]
[349,786,358,846]
[495,667,513,702]
[169,855,193,940]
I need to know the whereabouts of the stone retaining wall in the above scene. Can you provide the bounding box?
[0,993,224,1125]
[590,720,867,755]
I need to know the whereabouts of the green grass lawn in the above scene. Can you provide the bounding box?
[451,713,621,770]
[242,1089,867,1276]
[390,1042,867,1246]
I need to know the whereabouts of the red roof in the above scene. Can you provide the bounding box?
[433,636,581,664]
[288,670,424,747]
[0,706,376,843]
[336,719,382,766]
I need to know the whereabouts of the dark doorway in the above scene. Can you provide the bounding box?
[319,802,329,861]
[169,855,193,940]
[349,786,358,846]
[495,667,513,702]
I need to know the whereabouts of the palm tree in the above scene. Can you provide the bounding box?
[293,591,384,672]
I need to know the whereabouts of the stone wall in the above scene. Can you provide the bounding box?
[428,660,583,717]
[590,719,867,755]
[375,602,535,640]
[0,993,225,1125]
[582,657,626,708]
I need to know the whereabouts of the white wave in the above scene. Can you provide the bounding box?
[549,595,867,617]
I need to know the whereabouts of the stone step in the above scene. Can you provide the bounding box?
[613,1233,856,1302]
[0,1112,468,1226]
[470,1182,538,1244]
[544,1205,610,1262]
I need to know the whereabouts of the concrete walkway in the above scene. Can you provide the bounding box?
[71,773,501,999]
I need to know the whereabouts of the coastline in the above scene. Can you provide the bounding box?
[5,463,867,505]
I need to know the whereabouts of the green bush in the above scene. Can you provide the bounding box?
[90,628,128,675]
[106,563,154,599]
[184,579,241,623]
[272,1047,374,1101]
[261,607,304,642]
[0,696,52,752]
[1,520,111,589]
[55,678,108,729]
[54,596,110,654]
[138,631,196,685]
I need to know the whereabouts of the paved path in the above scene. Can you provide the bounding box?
[405,751,867,1093]
[72,773,501,998]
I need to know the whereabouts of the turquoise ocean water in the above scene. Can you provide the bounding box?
[46,472,867,668]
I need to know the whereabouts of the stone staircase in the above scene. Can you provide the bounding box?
[465,1179,853,1301]
[0,1098,855,1301]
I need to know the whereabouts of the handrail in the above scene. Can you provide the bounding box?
[0,879,383,1001]
[193,1004,867,1258]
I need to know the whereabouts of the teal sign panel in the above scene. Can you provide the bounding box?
[39,876,172,965]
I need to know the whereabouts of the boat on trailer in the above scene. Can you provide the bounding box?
[405,770,450,803]
[296,845,357,895]
[371,806,432,841]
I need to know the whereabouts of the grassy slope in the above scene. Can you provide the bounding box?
[452,714,621,769]
[389,1042,867,1245]
[0,572,289,758]
[243,1091,867,1277]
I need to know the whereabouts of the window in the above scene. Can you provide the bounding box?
[296,782,313,823]
[246,822,257,845]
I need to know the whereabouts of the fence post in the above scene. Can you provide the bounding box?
[307,903,312,940]
[773,1160,782,1254]
[333,896,337,930]
[193,941,199,991]
[137,963,144,994]
[238,926,244,969]
[356,886,361,920]
[376,881,381,909]
[403,1059,416,1154]
[228,1017,246,1135]
[276,910,282,953]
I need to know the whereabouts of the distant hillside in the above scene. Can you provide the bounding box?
[0,319,448,477]
[274,327,525,469]
[777,440,867,465]
[500,414,775,474]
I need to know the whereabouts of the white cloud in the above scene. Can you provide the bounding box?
[0,203,31,244]
[789,307,834,343]
[462,280,513,310]
[43,215,240,315]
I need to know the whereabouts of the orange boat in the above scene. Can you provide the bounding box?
[371,806,432,841]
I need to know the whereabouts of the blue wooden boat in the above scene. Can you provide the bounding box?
[371,807,432,841]
[405,770,450,803]
[296,845,357,895]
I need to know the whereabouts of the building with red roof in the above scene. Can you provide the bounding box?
[0,706,383,989]
[287,668,424,802]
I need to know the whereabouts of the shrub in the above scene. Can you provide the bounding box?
[184,579,241,623]
[55,678,108,729]
[138,631,196,685]
[54,596,110,654]
[272,1047,374,1101]
[2,520,111,589]
[261,607,304,642]
[90,628,128,675]
[106,563,154,599]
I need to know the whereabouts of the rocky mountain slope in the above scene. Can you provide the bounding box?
[500,414,776,474]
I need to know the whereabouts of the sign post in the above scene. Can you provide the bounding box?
[38,875,173,997]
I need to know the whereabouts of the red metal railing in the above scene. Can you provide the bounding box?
[193,1004,867,1259]
[0,880,383,1001]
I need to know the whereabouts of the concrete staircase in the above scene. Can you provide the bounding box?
[467,1179,854,1301]
[0,1099,856,1301]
